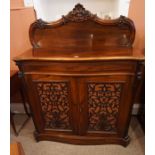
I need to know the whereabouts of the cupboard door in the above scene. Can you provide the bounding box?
[24,74,78,134]
[78,75,134,136]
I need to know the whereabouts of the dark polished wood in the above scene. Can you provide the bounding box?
[14,4,144,146]
[10,70,31,136]
[137,63,145,132]
[29,4,135,51]
[10,71,30,116]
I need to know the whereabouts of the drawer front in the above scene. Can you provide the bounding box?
[21,61,137,74]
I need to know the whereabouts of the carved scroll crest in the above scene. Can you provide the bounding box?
[62,3,96,22]
[29,3,135,49]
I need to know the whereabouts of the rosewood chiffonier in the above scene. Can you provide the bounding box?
[14,4,144,146]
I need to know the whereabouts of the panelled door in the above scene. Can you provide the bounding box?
[24,74,79,134]
[78,75,135,137]
[24,73,134,138]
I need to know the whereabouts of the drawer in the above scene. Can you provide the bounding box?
[20,60,137,74]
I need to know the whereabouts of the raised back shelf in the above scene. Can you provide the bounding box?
[29,4,135,52]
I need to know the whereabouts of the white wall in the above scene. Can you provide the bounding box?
[117,0,131,17]
[31,0,131,22]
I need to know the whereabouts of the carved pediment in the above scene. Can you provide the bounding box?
[62,3,96,22]
[29,3,135,49]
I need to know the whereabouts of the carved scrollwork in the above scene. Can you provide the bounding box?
[62,3,96,22]
[33,19,47,29]
[35,82,71,130]
[116,15,135,46]
[87,83,123,132]
[29,19,48,48]
[29,4,135,49]
[118,15,128,26]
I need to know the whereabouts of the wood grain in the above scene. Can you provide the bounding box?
[14,3,144,146]
[10,142,25,155]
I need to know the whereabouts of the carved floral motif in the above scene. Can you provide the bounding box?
[63,3,96,22]
[35,82,71,130]
[87,83,122,132]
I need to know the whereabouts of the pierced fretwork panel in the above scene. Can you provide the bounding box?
[35,82,71,130]
[87,83,123,132]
